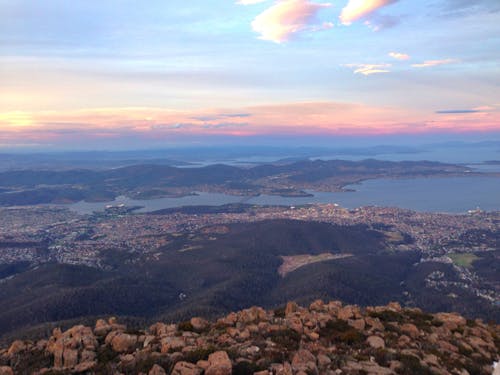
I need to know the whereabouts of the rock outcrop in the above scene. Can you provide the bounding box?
[0,301,498,374]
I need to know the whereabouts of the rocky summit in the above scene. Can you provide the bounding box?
[0,301,498,375]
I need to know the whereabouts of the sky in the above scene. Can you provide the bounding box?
[1,0,500,150]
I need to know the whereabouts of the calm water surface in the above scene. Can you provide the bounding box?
[66,176,500,215]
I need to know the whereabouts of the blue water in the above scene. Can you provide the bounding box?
[66,176,500,215]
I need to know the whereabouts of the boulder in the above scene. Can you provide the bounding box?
[110,333,138,353]
[401,323,419,339]
[338,306,355,321]
[367,335,385,349]
[292,349,318,375]
[365,316,384,332]
[160,336,185,353]
[309,300,325,311]
[149,364,167,375]
[172,361,202,375]
[190,317,209,332]
[348,319,365,331]
[47,325,98,369]
[285,302,299,316]
[94,319,113,336]
[0,367,14,375]
[434,313,466,330]
[73,361,96,373]
[206,351,232,375]
[7,340,26,356]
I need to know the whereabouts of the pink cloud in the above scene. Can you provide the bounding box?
[251,0,332,43]
[411,59,458,68]
[1,102,499,147]
[388,52,410,60]
[344,63,392,75]
[340,0,397,25]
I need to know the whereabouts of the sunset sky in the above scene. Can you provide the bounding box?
[1,0,500,149]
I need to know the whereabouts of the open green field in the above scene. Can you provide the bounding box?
[449,253,479,268]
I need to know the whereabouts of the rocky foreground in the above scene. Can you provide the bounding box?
[0,301,498,375]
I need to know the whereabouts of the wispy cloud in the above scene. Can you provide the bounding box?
[191,113,252,121]
[389,52,410,60]
[251,0,332,43]
[436,109,480,114]
[412,59,458,68]
[340,0,398,25]
[1,101,499,149]
[344,63,391,75]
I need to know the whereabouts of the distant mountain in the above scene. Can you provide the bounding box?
[0,159,470,206]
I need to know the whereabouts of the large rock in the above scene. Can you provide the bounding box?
[160,336,185,353]
[0,367,14,375]
[401,323,419,339]
[149,364,167,375]
[239,306,267,324]
[338,306,355,320]
[46,325,98,369]
[110,333,138,353]
[7,341,26,357]
[190,317,209,332]
[434,313,466,330]
[348,318,365,331]
[285,302,299,316]
[292,349,318,375]
[367,335,385,349]
[94,319,113,336]
[171,361,202,375]
[365,316,384,332]
[206,351,232,375]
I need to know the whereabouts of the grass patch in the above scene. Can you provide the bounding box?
[448,253,479,269]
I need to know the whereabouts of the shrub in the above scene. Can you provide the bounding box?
[178,321,194,331]
[273,306,286,318]
[268,329,301,351]
[319,319,365,346]
[183,346,217,363]
[369,310,404,323]
[233,361,265,375]
[396,354,433,375]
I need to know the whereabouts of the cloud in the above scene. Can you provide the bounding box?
[191,113,252,121]
[436,109,481,114]
[340,0,398,25]
[2,101,499,149]
[388,52,410,60]
[344,63,391,75]
[251,0,332,43]
[202,122,249,129]
[412,59,458,68]
[220,113,252,118]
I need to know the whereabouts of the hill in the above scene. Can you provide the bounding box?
[0,159,470,206]
[0,300,498,374]
[0,219,498,343]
